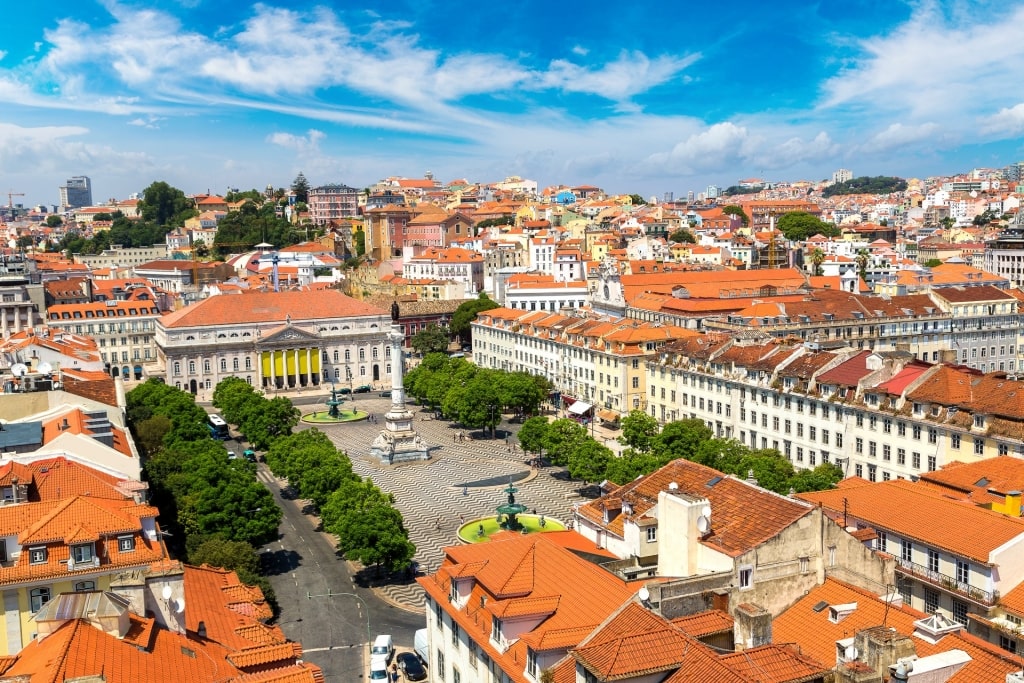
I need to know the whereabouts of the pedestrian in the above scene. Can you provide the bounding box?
[390,664,398,682]
[463,486,468,496]
[435,516,441,530]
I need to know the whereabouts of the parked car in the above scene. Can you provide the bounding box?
[370,634,394,668]
[396,652,427,681]
[354,384,372,393]
[243,449,256,462]
[368,660,388,681]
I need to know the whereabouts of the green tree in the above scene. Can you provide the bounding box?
[809,247,825,276]
[923,258,943,268]
[291,172,310,204]
[605,449,661,485]
[738,450,795,495]
[855,249,870,281]
[567,439,613,483]
[517,416,550,457]
[189,537,261,577]
[454,370,503,437]
[45,214,63,227]
[722,205,749,226]
[134,415,172,456]
[619,410,659,453]
[776,212,838,241]
[497,371,548,417]
[790,463,843,493]
[939,216,955,229]
[668,228,696,244]
[543,419,588,466]
[354,229,366,256]
[411,324,451,356]
[331,504,416,574]
[139,181,195,227]
[627,193,647,206]
[652,418,712,463]
[239,396,300,449]
[450,293,499,344]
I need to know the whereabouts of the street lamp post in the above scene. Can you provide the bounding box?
[306,589,371,647]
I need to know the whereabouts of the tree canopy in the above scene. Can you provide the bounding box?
[450,293,500,343]
[411,324,451,356]
[721,205,749,226]
[822,176,907,197]
[139,181,197,227]
[668,228,696,244]
[291,172,310,204]
[776,211,840,241]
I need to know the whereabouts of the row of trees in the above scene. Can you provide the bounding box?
[127,380,282,607]
[822,176,907,197]
[518,412,843,495]
[212,377,301,449]
[262,430,416,572]
[405,353,550,434]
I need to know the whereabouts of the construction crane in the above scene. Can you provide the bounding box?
[7,191,24,209]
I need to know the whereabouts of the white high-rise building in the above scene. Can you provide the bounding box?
[831,168,854,185]
[58,176,92,210]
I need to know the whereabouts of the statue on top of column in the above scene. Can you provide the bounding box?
[391,300,400,323]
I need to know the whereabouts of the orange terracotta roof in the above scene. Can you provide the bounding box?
[160,289,386,328]
[578,459,812,556]
[774,578,1021,683]
[796,479,1024,564]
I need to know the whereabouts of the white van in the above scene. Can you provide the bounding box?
[370,634,394,668]
[368,659,389,681]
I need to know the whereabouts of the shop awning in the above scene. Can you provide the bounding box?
[568,401,593,415]
[598,409,620,423]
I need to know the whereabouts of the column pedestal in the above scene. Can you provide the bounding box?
[371,324,429,464]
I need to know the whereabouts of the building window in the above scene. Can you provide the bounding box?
[912,452,921,469]
[902,539,912,562]
[877,531,887,553]
[924,588,939,614]
[220,358,227,372]
[975,438,985,455]
[436,650,445,682]
[927,455,936,472]
[29,546,47,564]
[526,648,537,677]
[118,535,135,552]
[951,433,960,449]
[75,581,95,592]
[245,357,252,370]
[957,559,969,584]
[173,361,181,375]
[646,527,657,543]
[738,566,753,589]
[188,360,196,374]
[72,543,94,564]
[1001,635,1018,653]
[29,587,51,613]
[491,617,502,643]
[952,600,968,626]
[928,548,939,573]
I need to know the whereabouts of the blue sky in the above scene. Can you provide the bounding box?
[3,0,1024,207]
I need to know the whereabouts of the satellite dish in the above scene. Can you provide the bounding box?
[174,598,186,614]
[10,364,27,377]
[37,362,52,374]
[701,505,712,519]
[638,586,650,602]
[696,515,711,534]
[161,585,173,601]
[844,645,858,661]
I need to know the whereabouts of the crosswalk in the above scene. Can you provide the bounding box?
[313,400,590,609]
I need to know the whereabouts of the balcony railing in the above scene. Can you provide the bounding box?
[895,557,996,605]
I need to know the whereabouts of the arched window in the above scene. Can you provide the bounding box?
[386,363,391,374]
[203,360,211,373]
[245,357,252,369]
[359,348,366,361]
[173,361,181,375]
[386,347,391,359]
[188,361,196,374]
[360,366,366,376]
[334,369,340,379]
[333,350,339,362]
[372,347,379,359]
[232,358,239,371]
[344,350,351,361]
[220,359,227,372]
[205,379,211,389]
[246,376,252,385]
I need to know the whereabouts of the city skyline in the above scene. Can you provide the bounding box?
[2,0,1024,206]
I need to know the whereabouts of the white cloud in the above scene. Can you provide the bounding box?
[571,45,589,57]
[537,51,699,101]
[266,129,326,154]
[983,103,1024,137]
[0,121,153,174]
[128,115,164,129]
[820,4,1024,122]
[860,122,941,153]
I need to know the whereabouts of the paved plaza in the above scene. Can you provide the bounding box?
[299,394,607,609]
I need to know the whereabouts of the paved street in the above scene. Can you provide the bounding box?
[256,461,424,679]
[308,394,605,609]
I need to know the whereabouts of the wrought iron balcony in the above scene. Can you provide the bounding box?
[895,557,996,606]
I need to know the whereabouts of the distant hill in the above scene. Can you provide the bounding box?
[822,175,907,197]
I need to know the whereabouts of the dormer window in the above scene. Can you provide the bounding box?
[29,546,47,564]
[491,617,502,643]
[118,535,135,552]
[72,543,95,566]
[913,403,924,416]
[974,415,986,429]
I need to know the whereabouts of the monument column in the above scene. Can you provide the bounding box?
[371,322,429,464]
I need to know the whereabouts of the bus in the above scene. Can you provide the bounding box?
[207,414,230,440]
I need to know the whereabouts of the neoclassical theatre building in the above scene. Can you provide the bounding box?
[155,290,393,394]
